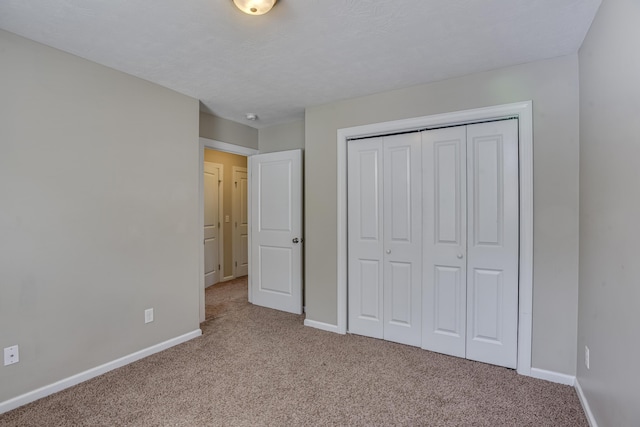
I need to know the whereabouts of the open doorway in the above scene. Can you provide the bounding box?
[204,148,247,284]
[199,138,258,323]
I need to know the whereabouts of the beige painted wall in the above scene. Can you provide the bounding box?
[305,55,580,375]
[204,149,248,278]
[258,119,305,153]
[578,0,640,424]
[0,30,200,402]
[200,112,258,150]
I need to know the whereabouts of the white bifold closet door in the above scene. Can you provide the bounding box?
[348,118,519,369]
[421,126,468,358]
[347,133,422,347]
[422,119,519,369]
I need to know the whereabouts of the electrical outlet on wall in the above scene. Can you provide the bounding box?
[585,345,590,370]
[4,345,19,366]
[145,308,154,324]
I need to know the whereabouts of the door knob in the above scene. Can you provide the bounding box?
[457,253,463,259]
[386,249,391,254]
[292,238,300,244]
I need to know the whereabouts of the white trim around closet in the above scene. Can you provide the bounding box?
[335,101,534,377]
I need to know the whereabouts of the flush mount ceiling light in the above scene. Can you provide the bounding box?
[233,0,277,15]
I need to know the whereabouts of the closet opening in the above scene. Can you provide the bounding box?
[336,102,534,375]
[347,118,518,368]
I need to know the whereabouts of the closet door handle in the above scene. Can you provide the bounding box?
[457,253,463,259]
[292,238,300,244]
[386,249,391,254]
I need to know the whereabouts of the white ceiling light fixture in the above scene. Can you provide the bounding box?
[233,0,277,16]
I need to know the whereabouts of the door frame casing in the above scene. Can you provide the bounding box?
[199,137,258,323]
[335,101,533,376]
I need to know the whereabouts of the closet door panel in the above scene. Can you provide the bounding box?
[348,138,384,339]
[388,261,413,325]
[471,268,503,341]
[466,120,519,369]
[434,266,464,335]
[422,127,467,358]
[383,133,422,347]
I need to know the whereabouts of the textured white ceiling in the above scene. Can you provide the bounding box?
[0,0,600,128]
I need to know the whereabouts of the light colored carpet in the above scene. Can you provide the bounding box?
[204,276,248,321]
[1,277,587,426]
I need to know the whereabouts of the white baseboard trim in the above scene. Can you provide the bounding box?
[529,367,576,386]
[575,378,598,427]
[304,319,342,334]
[0,329,202,415]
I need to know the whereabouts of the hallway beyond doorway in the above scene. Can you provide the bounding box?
[204,275,247,322]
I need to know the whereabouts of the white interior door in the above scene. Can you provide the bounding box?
[382,133,422,346]
[204,162,221,287]
[348,119,519,369]
[422,126,468,357]
[347,137,384,339]
[249,149,303,314]
[422,120,518,368]
[233,167,249,277]
[347,133,422,346]
[465,120,519,369]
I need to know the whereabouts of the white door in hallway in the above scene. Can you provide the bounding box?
[422,119,519,369]
[348,133,422,347]
[249,149,303,314]
[204,162,221,287]
[233,167,249,277]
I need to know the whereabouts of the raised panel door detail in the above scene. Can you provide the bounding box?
[240,176,248,226]
[359,150,381,241]
[434,266,463,337]
[259,160,291,232]
[259,246,292,295]
[470,268,503,343]
[359,260,381,320]
[389,262,412,325]
[204,240,217,277]
[435,142,462,245]
[204,171,218,230]
[472,135,503,247]
[388,146,412,242]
